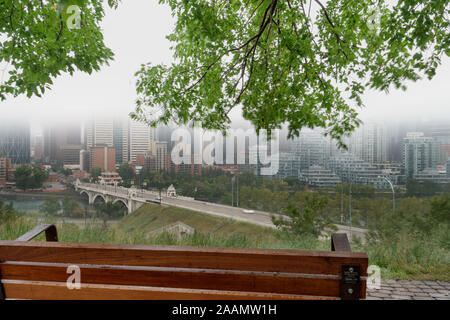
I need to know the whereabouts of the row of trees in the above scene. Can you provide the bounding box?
[38,197,125,227]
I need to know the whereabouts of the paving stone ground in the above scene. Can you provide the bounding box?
[366,279,450,300]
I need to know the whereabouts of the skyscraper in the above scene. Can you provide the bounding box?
[43,122,82,165]
[85,118,114,149]
[348,122,388,164]
[129,120,156,163]
[447,158,450,178]
[290,130,329,171]
[0,120,30,165]
[403,132,441,178]
[113,118,129,164]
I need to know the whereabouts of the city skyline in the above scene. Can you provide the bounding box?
[2,115,449,189]
[1,0,449,127]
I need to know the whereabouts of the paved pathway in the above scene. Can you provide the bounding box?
[367,279,450,300]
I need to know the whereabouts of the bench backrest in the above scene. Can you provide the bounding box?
[0,226,368,300]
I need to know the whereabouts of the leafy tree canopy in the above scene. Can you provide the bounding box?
[14,165,49,191]
[0,0,119,100]
[132,0,450,145]
[118,163,135,181]
[2,1,449,144]
[272,192,336,238]
[91,167,102,182]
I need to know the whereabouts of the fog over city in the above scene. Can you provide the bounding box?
[1,0,449,128]
[1,1,450,302]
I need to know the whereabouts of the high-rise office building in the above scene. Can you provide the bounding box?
[276,152,298,179]
[145,141,168,172]
[447,158,450,178]
[0,120,30,165]
[85,118,114,149]
[89,146,116,172]
[430,122,450,164]
[80,150,89,172]
[403,132,441,179]
[290,130,329,171]
[113,118,129,164]
[32,135,44,162]
[129,120,156,163]
[43,122,82,165]
[348,122,388,164]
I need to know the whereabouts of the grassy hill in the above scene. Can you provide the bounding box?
[119,203,283,244]
[115,203,329,250]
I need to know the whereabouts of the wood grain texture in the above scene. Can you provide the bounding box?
[2,280,340,300]
[0,241,368,276]
[331,233,351,252]
[15,224,58,242]
[0,261,357,297]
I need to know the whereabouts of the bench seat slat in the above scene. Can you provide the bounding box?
[0,261,359,297]
[0,241,368,276]
[2,280,340,300]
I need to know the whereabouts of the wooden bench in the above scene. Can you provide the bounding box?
[0,224,368,300]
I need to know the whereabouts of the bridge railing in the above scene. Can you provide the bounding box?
[77,183,159,199]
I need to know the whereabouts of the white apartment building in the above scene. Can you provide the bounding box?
[348,122,388,164]
[403,132,441,179]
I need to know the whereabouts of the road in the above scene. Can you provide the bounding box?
[76,183,368,241]
[141,192,368,242]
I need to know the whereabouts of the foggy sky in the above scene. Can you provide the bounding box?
[1,0,449,128]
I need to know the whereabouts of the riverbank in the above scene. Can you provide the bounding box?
[0,190,82,200]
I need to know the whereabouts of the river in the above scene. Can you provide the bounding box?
[0,192,92,214]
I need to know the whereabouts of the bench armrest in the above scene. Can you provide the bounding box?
[331,233,351,252]
[16,224,58,242]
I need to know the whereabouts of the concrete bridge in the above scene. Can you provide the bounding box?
[74,180,368,241]
[75,180,153,214]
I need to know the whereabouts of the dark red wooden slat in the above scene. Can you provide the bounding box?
[2,280,340,300]
[0,241,368,276]
[0,261,355,297]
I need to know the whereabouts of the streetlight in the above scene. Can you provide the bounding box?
[236,176,239,207]
[378,175,395,214]
[340,182,344,223]
[231,176,234,207]
[347,165,352,240]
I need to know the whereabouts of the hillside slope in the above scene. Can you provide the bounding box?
[118,203,281,243]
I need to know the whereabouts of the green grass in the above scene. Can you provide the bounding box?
[119,203,283,243]
[353,232,450,281]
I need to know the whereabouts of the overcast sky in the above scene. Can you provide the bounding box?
[1,0,449,129]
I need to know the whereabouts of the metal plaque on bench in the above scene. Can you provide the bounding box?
[340,264,361,300]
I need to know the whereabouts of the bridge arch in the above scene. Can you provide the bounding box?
[113,198,128,209]
[92,194,106,204]
[113,199,129,216]
[80,190,89,198]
